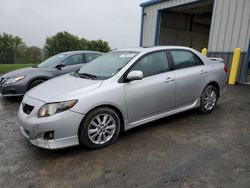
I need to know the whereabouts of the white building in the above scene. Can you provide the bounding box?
[140,0,250,83]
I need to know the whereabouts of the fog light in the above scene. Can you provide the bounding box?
[43,131,54,140]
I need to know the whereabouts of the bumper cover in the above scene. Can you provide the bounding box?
[18,95,84,149]
[21,125,79,149]
[0,82,26,96]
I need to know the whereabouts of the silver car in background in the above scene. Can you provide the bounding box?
[0,51,103,96]
[18,46,227,150]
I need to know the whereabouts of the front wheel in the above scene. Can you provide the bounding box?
[28,79,46,90]
[199,85,218,114]
[78,107,121,149]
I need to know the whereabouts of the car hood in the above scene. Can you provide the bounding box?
[26,74,103,102]
[1,67,49,78]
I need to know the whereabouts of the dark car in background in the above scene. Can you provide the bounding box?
[0,51,103,97]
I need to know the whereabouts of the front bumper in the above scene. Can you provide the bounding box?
[18,95,84,149]
[0,81,26,96]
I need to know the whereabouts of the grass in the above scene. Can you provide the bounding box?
[0,64,33,74]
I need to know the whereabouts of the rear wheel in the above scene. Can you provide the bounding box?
[28,79,46,90]
[78,107,121,149]
[199,85,218,114]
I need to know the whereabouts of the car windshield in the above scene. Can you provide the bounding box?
[37,54,67,68]
[78,51,138,79]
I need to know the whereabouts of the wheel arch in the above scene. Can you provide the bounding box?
[205,81,220,97]
[79,104,125,133]
[26,76,50,90]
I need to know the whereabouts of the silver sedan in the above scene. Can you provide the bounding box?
[18,46,227,150]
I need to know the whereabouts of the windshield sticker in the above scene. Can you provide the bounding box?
[120,54,136,58]
[58,55,66,58]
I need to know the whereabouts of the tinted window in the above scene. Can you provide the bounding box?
[61,54,83,66]
[130,51,169,78]
[37,54,66,68]
[85,53,102,63]
[170,50,203,69]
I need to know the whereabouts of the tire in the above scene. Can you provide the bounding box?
[28,79,46,90]
[199,85,218,114]
[78,107,121,149]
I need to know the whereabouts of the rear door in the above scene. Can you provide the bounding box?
[124,51,175,123]
[168,49,207,108]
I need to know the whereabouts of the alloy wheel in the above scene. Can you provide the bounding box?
[203,88,217,111]
[88,113,116,145]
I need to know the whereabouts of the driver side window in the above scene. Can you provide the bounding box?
[130,51,169,78]
[61,54,84,66]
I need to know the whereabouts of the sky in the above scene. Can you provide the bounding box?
[0,0,144,49]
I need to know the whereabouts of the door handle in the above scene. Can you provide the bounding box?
[200,70,207,75]
[165,77,174,83]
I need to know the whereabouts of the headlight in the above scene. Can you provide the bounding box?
[37,100,78,118]
[4,76,25,85]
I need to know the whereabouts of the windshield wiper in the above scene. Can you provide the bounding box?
[70,69,80,76]
[78,72,97,80]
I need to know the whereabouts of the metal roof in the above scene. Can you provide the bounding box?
[140,0,164,7]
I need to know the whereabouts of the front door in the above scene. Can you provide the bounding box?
[53,54,85,76]
[124,51,175,123]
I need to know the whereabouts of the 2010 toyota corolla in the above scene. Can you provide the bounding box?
[18,46,227,150]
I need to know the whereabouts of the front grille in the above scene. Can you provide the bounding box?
[22,103,34,115]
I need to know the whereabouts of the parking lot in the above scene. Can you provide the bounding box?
[0,85,250,187]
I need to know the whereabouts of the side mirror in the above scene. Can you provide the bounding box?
[55,63,65,70]
[126,70,143,81]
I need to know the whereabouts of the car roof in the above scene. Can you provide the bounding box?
[115,46,196,53]
[59,51,104,55]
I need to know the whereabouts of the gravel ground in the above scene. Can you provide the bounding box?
[0,85,250,188]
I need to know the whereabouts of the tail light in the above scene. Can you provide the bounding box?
[224,65,228,73]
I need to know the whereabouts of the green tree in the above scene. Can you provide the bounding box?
[25,46,42,64]
[44,31,111,57]
[87,39,111,53]
[0,33,25,64]
[79,38,88,50]
[44,31,82,57]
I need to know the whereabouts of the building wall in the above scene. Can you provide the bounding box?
[141,0,197,47]
[141,0,250,51]
[208,0,250,82]
[208,0,250,52]
[141,0,250,82]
